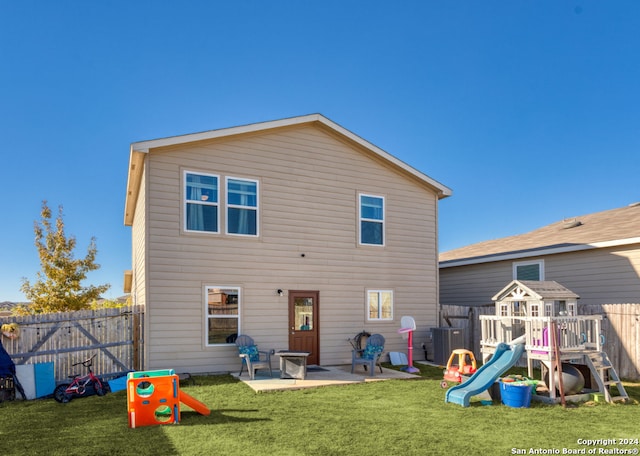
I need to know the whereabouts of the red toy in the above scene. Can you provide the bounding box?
[53,354,105,403]
[441,349,477,388]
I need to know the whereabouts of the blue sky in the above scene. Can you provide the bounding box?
[1,1,638,302]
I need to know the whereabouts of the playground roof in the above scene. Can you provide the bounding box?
[492,280,580,302]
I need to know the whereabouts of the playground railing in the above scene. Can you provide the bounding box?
[480,315,603,353]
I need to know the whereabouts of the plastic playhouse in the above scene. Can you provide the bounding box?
[127,369,210,428]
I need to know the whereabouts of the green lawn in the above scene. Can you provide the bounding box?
[1,364,638,456]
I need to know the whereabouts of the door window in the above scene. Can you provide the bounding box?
[295,297,313,330]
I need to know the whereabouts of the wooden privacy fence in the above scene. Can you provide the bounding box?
[0,306,144,383]
[439,303,640,381]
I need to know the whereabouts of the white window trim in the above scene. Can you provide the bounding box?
[512,259,545,281]
[184,170,220,234]
[498,302,509,317]
[204,285,241,347]
[225,176,259,237]
[358,193,385,246]
[530,301,541,317]
[366,289,394,321]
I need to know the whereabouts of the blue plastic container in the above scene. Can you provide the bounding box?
[500,382,533,408]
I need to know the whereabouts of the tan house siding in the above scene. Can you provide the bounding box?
[440,262,510,308]
[129,122,444,373]
[544,245,640,306]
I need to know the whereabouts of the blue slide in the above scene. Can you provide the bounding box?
[445,342,525,407]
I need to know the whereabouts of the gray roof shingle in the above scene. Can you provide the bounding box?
[441,203,640,264]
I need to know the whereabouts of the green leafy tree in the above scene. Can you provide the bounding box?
[20,201,110,313]
[90,296,131,310]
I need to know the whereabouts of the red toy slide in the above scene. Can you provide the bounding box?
[180,391,211,416]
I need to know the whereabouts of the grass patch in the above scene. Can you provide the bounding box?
[1,366,638,455]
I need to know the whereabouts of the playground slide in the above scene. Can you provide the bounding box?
[445,341,525,407]
[180,391,211,416]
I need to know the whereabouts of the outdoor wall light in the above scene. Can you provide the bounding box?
[277,289,284,296]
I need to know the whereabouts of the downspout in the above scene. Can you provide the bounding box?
[435,193,442,329]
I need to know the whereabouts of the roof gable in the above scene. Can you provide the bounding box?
[492,280,580,302]
[441,203,640,267]
[124,114,452,226]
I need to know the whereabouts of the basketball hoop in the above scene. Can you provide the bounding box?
[398,316,419,373]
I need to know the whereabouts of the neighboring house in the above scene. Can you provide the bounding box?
[124,114,451,374]
[440,203,640,308]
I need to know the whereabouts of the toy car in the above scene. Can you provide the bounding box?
[441,349,477,388]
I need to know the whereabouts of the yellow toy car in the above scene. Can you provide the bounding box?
[441,349,477,388]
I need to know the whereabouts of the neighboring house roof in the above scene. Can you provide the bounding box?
[492,280,580,302]
[124,114,452,226]
[440,203,640,268]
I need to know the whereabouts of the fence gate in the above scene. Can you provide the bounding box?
[0,306,144,383]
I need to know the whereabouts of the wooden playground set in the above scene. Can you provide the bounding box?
[479,280,628,404]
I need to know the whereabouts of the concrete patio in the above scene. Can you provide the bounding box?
[231,364,420,392]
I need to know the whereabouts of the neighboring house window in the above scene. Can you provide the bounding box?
[185,171,219,233]
[513,260,544,281]
[367,290,393,321]
[359,194,384,245]
[227,177,258,236]
[206,286,239,345]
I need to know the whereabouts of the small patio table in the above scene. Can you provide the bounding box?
[277,351,311,379]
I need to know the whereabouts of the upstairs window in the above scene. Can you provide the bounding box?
[226,178,258,236]
[359,194,384,245]
[185,172,219,233]
[513,260,544,281]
